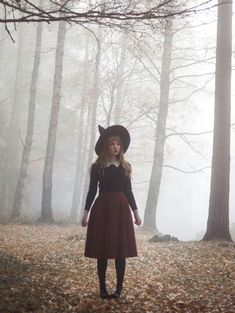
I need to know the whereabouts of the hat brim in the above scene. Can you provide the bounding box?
[95,125,130,155]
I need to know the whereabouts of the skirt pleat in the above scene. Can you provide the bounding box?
[84,192,138,259]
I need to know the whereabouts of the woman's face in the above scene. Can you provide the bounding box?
[108,138,121,157]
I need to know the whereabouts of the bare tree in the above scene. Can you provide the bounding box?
[113,34,127,124]
[40,19,67,222]
[100,32,129,126]
[98,30,138,126]
[70,34,90,222]
[123,14,217,233]
[0,23,24,216]
[11,0,44,219]
[203,0,232,241]
[143,18,173,232]
[79,27,102,222]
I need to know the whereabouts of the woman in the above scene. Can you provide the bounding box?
[81,125,141,300]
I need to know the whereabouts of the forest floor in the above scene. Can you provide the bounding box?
[0,223,234,313]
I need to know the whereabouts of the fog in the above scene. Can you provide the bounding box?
[0,2,234,241]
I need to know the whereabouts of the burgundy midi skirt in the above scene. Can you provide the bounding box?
[84,192,138,259]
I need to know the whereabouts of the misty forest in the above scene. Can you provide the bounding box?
[0,1,235,312]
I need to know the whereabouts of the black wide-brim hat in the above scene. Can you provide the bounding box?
[95,125,130,155]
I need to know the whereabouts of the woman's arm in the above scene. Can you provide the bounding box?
[84,165,99,211]
[123,174,138,211]
[123,170,141,226]
[81,165,99,227]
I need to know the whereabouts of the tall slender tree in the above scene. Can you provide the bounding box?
[69,33,90,221]
[69,104,85,222]
[41,19,67,222]
[143,18,173,232]
[70,2,93,222]
[11,0,44,219]
[203,0,233,241]
[0,23,24,216]
[79,27,102,221]
[114,34,127,125]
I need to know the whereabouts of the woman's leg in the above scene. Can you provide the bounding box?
[114,258,126,293]
[97,258,108,293]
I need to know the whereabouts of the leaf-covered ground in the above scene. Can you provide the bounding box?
[0,224,234,313]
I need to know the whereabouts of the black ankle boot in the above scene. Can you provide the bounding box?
[100,288,110,299]
[110,289,121,299]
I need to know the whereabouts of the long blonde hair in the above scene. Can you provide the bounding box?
[91,135,131,178]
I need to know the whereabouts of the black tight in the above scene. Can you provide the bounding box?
[97,258,108,291]
[97,258,126,292]
[115,258,126,292]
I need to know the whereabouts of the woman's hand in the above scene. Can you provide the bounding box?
[81,210,89,227]
[133,209,142,226]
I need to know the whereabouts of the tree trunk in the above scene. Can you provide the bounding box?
[203,0,232,241]
[107,83,115,126]
[114,35,126,124]
[79,29,101,221]
[70,34,91,222]
[69,105,85,222]
[0,24,24,216]
[143,19,173,232]
[40,20,66,222]
[11,0,44,219]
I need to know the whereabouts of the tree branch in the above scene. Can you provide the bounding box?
[0,0,217,25]
[163,164,211,173]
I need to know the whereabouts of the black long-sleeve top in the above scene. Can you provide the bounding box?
[84,163,138,212]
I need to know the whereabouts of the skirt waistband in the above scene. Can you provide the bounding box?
[99,191,124,195]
